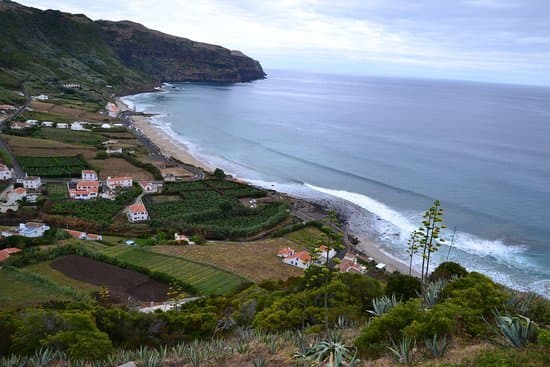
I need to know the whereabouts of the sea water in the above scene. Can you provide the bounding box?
[123,69,550,297]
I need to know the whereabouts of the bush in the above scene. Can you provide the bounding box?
[385,272,422,301]
[214,168,226,180]
[429,261,468,282]
[537,328,550,347]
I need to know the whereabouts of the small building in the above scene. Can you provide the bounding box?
[81,170,98,181]
[18,176,41,190]
[66,229,87,240]
[315,245,337,264]
[101,123,112,129]
[86,233,103,241]
[10,121,32,130]
[0,164,12,180]
[70,122,87,131]
[0,104,16,111]
[0,247,22,263]
[106,147,123,154]
[25,119,38,126]
[67,180,99,200]
[174,233,195,244]
[102,139,119,145]
[56,123,68,129]
[41,121,54,127]
[277,247,296,258]
[127,203,149,223]
[107,176,133,190]
[3,222,51,238]
[32,94,48,101]
[6,187,26,203]
[283,251,312,269]
[138,181,163,194]
[339,253,366,274]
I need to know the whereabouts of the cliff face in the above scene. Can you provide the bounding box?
[0,1,265,98]
[98,21,265,83]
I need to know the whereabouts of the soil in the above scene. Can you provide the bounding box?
[51,255,169,304]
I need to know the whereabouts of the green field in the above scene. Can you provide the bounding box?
[100,246,246,295]
[35,127,104,146]
[17,155,88,177]
[45,182,68,199]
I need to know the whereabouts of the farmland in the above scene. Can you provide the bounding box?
[100,246,246,295]
[45,183,68,199]
[151,239,305,282]
[17,155,88,177]
[1,134,97,158]
[88,157,154,181]
[144,180,288,239]
[34,127,104,146]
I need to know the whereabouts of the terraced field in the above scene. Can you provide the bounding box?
[100,246,247,295]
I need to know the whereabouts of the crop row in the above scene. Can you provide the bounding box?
[17,155,88,178]
[100,246,245,295]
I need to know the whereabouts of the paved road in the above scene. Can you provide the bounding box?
[0,84,29,178]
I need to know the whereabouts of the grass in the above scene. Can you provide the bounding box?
[88,157,154,181]
[45,183,68,199]
[284,226,326,247]
[0,266,76,309]
[35,127,104,146]
[151,239,305,282]
[100,246,247,295]
[24,260,101,294]
[1,134,97,158]
[17,155,88,177]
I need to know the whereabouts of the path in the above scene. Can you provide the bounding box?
[0,84,29,178]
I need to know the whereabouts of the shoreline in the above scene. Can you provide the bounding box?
[115,95,415,277]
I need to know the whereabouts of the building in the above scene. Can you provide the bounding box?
[127,203,149,223]
[174,233,195,244]
[10,121,32,130]
[277,247,296,258]
[5,187,26,203]
[339,253,366,274]
[86,233,103,241]
[70,122,87,131]
[66,229,87,240]
[107,176,133,190]
[25,119,38,126]
[315,245,337,264]
[32,94,48,101]
[283,251,312,269]
[18,176,41,190]
[81,170,98,181]
[41,121,54,127]
[67,180,99,200]
[106,147,123,154]
[0,247,22,263]
[1,222,50,238]
[0,104,16,111]
[56,123,68,129]
[138,181,164,194]
[0,164,12,180]
[101,123,112,129]
[102,139,119,145]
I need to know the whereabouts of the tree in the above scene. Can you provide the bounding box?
[406,229,422,276]
[417,200,446,282]
[213,168,226,180]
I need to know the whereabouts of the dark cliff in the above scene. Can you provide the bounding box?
[0,1,265,99]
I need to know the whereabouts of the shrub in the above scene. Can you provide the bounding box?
[537,328,550,347]
[385,272,421,301]
[429,262,468,282]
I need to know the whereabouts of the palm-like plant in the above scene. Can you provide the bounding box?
[367,294,400,317]
[387,336,415,365]
[27,347,56,367]
[421,279,446,308]
[0,355,27,367]
[424,334,449,358]
[495,314,536,347]
[305,339,359,367]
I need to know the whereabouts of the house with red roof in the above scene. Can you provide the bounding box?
[81,170,98,181]
[107,176,133,190]
[283,250,312,269]
[338,253,366,274]
[277,247,296,258]
[127,203,149,222]
[67,180,99,200]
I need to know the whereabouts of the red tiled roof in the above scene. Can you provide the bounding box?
[13,187,26,195]
[128,204,147,213]
[278,247,295,257]
[86,234,101,240]
[66,229,86,238]
[287,251,311,263]
[0,252,8,262]
[1,247,21,255]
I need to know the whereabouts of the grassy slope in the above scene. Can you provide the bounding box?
[100,246,247,295]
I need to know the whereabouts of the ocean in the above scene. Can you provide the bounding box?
[123,69,550,297]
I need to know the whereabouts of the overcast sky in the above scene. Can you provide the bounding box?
[22,0,550,86]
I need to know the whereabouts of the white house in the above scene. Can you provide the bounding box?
[56,123,68,129]
[32,94,48,101]
[5,222,50,238]
[339,253,366,274]
[138,181,163,194]
[315,245,337,264]
[6,187,26,203]
[10,122,32,130]
[0,164,12,180]
[283,251,312,269]
[101,123,112,129]
[174,233,195,245]
[70,122,87,131]
[127,203,149,223]
[106,147,123,154]
[67,180,99,200]
[107,176,133,190]
[65,229,103,241]
[277,247,296,258]
[81,170,98,181]
[41,121,54,127]
[25,119,39,126]
[18,176,41,190]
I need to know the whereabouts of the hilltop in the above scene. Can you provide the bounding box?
[0,1,265,105]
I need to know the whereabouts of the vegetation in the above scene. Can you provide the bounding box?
[17,155,88,177]
[100,246,247,295]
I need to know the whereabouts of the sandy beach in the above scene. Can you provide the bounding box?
[116,99,213,172]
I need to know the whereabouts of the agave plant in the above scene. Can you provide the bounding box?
[0,355,27,367]
[494,313,536,347]
[252,357,268,367]
[28,347,57,367]
[367,294,400,317]
[387,336,415,365]
[421,279,447,308]
[424,334,449,358]
[305,339,359,367]
[143,351,161,367]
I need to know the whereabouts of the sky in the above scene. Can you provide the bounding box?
[21,0,550,86]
